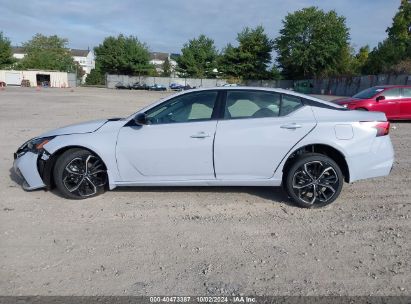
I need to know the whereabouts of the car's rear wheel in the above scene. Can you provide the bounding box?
[284,153,343,208]
[53,148,107,199]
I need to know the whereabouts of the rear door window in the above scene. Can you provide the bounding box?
[223,91,305,119]
[224,91,281,119]
[402,88,411,98]
[381,88,401,100]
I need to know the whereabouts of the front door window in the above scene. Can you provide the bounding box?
[146,91,218,124]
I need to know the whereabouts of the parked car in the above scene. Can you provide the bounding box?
[115,82,130,90]
[170,83,192,91]
[334,85,411,120]
[131,82,149,90]
[149,84,167,91]
[13,88,394,208]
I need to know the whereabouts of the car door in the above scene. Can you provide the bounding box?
[373,88,401,119]
[399,87,411,119]
[214,91,316,180]
[116,91,219,181]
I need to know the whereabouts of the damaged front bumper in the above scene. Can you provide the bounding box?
[13,151,46,190]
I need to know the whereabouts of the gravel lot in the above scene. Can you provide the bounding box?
[0,87,410,296]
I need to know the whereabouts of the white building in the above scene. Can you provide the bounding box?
[70,49,95,82]
[149,52,178,76]
[0,69,76,87]
[11,47,95,83]
[11,47,25,59]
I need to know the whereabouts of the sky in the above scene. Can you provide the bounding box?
[0,0,400,54]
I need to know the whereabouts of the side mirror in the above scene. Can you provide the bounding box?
[376,95,385,102]
[134,113,147,125]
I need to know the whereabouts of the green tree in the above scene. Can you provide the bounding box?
[85,67,105,85]
[17,34,75,71]
[274,7,350,79]
[269,65,282,80]
[94,34,153,75]
[162,57,172,77]
[364,0,411,74]
[352,46,370,74]
[218,44,241,78]
[387,0,411,44]
[176,35,218,78]
[330,45,367,77]
[219,26,273,79]
[236,26,273,79]
[0,32,14,68]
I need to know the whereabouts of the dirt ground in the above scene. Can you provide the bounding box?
[0,87,410,296]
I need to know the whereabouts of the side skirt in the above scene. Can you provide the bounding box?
[112,178,282,187]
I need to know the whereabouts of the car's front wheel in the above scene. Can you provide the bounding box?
[284,153,343,208]
[53,148,107,199]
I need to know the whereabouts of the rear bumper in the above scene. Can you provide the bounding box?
[347,136,394,182]
[13,152,46,190]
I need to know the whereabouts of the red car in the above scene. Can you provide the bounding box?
[335,85,411,120]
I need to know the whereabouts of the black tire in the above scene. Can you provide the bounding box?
[53,148,107,199]
[283,153,343,208]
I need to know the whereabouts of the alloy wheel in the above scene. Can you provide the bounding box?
[62,154,107,197]
[291,160,339,205]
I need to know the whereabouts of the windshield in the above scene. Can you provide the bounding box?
[353,87,385,99]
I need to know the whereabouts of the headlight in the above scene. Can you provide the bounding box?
[27,137,54,151]
[16,136,55,157]
[342,104,348,108]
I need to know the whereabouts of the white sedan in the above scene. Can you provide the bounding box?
[13,88,394,208]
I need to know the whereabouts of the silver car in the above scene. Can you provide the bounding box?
[13,88,394,208]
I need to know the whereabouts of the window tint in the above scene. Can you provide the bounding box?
[281,94,303,116]
[402,88,411,98]
[145,91,217,124]
[381,88,401,100]
[224,91,281,119]
[353,87,384,99]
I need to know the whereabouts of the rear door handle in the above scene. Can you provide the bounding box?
[190,132,210,139]
[280,123,302,130]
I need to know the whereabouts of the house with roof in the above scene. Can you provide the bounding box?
[11,47,26,59]
[149,52,178,76]
[70,49,95,82]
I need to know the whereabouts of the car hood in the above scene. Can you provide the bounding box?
[38,118,121,138]
[334,97,358,104]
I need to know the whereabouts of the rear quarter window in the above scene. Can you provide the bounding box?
[402,88,411,98]
[280,94,303,116]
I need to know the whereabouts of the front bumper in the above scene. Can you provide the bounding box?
[13,151,46,190]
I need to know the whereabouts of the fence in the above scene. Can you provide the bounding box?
[247,75,411,96]
[243,79,294,89]
[306,74,411,96]
[106,75,229,89]
[106,73,411,96]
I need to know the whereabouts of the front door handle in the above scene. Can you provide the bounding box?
[190,132,210,139]
[280,123,302,130]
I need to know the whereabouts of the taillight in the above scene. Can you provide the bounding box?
[360,121,390,137]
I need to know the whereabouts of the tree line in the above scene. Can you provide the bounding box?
[0,1,410,85]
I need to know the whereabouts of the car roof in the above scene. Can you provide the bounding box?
[374,85,411,89]
[186,86,343,109]
[131,86,345,119]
